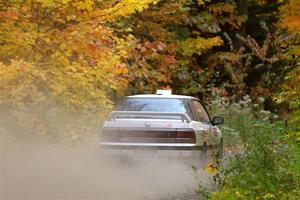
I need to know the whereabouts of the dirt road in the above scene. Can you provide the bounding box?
[1,140,212,200]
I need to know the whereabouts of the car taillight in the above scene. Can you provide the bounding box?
[175,130,196,143]
[101,128,196,143]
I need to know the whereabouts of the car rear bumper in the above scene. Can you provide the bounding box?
[99,142,204,164]
[99,148,202,162]
[100,142,202,150]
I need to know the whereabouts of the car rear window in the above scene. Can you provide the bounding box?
[117,98,192,116]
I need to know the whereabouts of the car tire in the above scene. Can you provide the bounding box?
[200,142,207,166]
[217,138,224,159]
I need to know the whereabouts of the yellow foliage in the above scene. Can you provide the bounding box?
[107,0,159,17]
[0,61,45,109]
[197,0,205,6]
[0,0,139,139]
[204,163,217,174]
[280,0,300,33]
[177,37,223,56]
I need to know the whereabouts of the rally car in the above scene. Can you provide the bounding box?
[100,90,223,164]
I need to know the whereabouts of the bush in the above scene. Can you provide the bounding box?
[206,97,300,199]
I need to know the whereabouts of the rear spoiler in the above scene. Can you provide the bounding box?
[108,111,192,123]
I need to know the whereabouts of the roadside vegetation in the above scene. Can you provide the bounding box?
[0,0,299,199]
[205,96,300,199]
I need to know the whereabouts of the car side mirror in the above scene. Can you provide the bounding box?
[212,116,224,126]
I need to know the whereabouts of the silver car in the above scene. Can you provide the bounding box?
[100,91,223,165]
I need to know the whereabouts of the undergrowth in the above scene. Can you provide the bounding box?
[198,96,300,199]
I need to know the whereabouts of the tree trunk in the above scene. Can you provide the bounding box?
[233,0,248,51]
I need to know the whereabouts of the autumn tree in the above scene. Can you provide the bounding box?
[276,0,300,140]
[121,0,297,108]
[0,0,157,140]
[116,0,240,98]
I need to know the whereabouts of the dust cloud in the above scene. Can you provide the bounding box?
[1,137,212,200]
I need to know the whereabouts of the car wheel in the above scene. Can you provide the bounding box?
[200,142,207,166]
[217,138,224,159]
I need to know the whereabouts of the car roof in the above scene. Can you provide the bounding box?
[126,94,198,99]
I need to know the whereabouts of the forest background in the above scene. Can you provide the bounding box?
[0,0,299,199]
